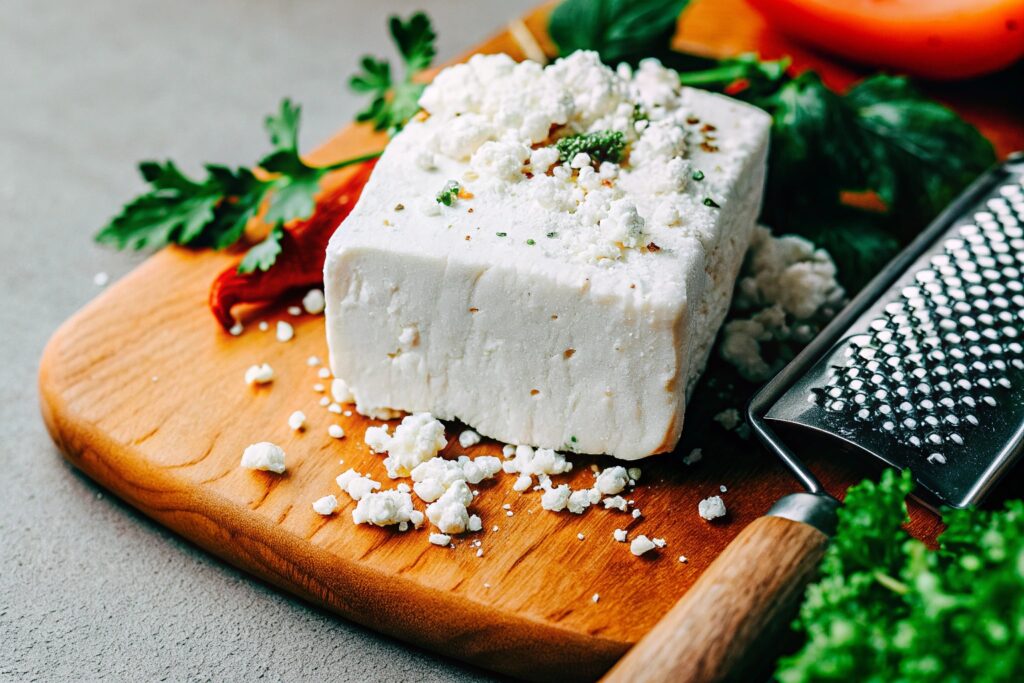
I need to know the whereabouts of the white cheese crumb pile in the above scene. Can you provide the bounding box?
[244,363,274,386]
[698,495,727,521]
[312,495,339,516]
[336,469,382,500]
[240,442,286,474]
[302,288,326,315]
[276,320,294,342]
[288,410,306,431]
[501,445,573,489]
[366,413,448,478]
[630,535,657,557]
[352,490,425,529]
[458,429,482,449]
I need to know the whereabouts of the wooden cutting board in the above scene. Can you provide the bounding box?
[38,1,1023,680]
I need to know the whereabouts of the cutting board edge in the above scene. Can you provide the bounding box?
[37,289,628,683]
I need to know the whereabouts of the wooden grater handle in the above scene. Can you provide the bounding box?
[601,494,837,683]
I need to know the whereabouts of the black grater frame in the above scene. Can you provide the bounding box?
[748,153,1024,510]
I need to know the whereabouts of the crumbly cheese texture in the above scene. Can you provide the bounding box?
[240,442,286,473]
[325,51,771,459]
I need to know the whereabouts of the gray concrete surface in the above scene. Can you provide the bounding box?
[0,1,536,679]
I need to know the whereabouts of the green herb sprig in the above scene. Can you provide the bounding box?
[349,12,437,134]
[436,180,461,206]
[95,100,379,273]
[777,469,1024,681]
[555,130,626,164]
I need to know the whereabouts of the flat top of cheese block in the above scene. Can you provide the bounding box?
[328,51,771,307]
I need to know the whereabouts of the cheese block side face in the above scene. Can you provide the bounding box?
[325,52,771,460]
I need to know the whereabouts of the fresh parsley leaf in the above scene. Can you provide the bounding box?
[436,180,461,206]
[777,470,1024,682]
[349,12,436,133]
[96,98,380,271]
[555,130,626,164]
[238,226,284,274]
[549,0,691,66]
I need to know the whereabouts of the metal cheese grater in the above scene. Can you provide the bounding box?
[750,153,1024,509]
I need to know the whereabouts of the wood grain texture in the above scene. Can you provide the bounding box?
[38,1,1021,680]
[602,516,828,683]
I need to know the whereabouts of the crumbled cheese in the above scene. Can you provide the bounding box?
[630,535,657,556]
[336,469,381,500]
[592,593,599,603]
[288,410,306,431]
[240,442,286,473]
[328,403,343,414]
[613,528,628,542]
[410,455,501,502]
[567,489,594,515]
[314,384,325,392]
[328,424,345,439]
[312,495,339,516]
[93,271,109,287]
[307,356,321,366]
[720,226,844,381]
[679,555,688,563]
[258,321,269,331]
[364,425,391,453]
[468,514,483,532]
[429,533,451,546]
[502,444,516,458]
[652,537,667,548]
[698,495,727,521]
[603,496,628,511]
[229,322,244,336]
[426,480,473,533]
[631,509,642,519]
[501,445,572,489]
[302,288,326,315]
[374,413,448,478]
[244,363,274,385]
[595,466,629,495]
[288,306,302,316]
[476,548,484,558]
[577,532,585,541]
[331,378,355,404]
[720,485,728,493]
[353,490,424,528]
[540,485,571,512]
[318,367,332,379]
[319,396,330,406]
[683,448,703,465]
[714,408,742,431]
[458,429,482,449]
[276,321,294,342]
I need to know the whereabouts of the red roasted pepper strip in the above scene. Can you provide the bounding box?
[209,159,377,330]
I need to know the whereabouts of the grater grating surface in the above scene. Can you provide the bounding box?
[756,157,1024,508]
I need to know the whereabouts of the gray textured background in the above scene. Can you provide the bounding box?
[1,1,535,679]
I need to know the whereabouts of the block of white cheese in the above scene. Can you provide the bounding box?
[325,51,771,460]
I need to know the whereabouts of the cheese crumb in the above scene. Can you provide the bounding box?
[335,469,381,500]
[229,322,244,336]
[288,410,306,431]
[679,556,688,563]
[683,448,703,465]
[698,495,727,521]
[288,306,302,316]
[631,509,642,519]
[591,593,600,603]
[312,495,339,516]
[627,467,642,481]
[365,425,391,453]
[258,321,269,331]
[307,356,321,366]
[240,442,286,473]
[613,528,627,542]
[577,532,585,541]
[653,537,667,548]
[276,321,294,342]
[314,384,325,392]
[93,271,109,287]
[540,485,571,512]
[302,288,326,315]
[458,429,482,448]
[501,445,572,489]
[714,408,742,431]
[374,413,448,478]
[429,533,451,546]
[426,480,474,533]
[603,496,628,511]
[244,363,274,385]
[630,535,657,556]
[353,490,424,528]
[468,514,483,532]
[595,466,629,495]
[328,403,343,414]
[720,485,728,493]
[328,424,345,439]
[318,367,332,379]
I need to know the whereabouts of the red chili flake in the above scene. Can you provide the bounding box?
[646,242,662,252]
